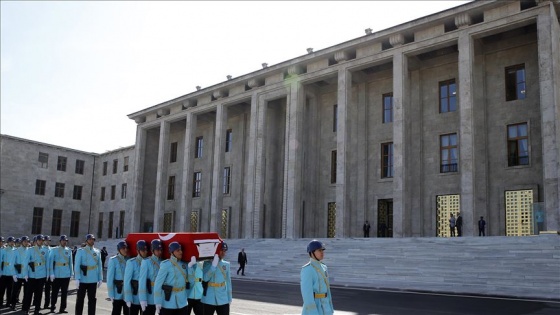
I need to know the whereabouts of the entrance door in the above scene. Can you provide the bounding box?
[505,190,533,236]
[436,194,460,237]
[377,199,393,237]
[327,202,336,238]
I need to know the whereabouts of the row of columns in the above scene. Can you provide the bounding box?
[129,6,559,237]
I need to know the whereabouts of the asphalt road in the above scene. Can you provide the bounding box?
[2,278,559,315]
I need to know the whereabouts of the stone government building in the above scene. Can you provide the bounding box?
[1,0,559,242]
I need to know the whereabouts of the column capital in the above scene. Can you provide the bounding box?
[247,78,263,89]
[390,34,405,47]
[287,65,304,76]
[213,90,224,100]
[455,13,472,29]
[157,108,170,117]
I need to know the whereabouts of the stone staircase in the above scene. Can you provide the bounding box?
[95,235,560,301]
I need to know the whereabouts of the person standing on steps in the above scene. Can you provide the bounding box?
[363,221,371,238]
[478,216,486,236]
[455,213,463,237]
[449,214,456,237]
[236,249,247,276]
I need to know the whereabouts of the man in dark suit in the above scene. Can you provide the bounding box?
[237,248,248,276]
[456,212,463,237]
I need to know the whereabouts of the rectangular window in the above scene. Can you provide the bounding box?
[225,129,233,153]
[108,212,114,238]
[170,142,178,163]
[195,136,204,158]
[439,79,457,113]
[113,159,118,174]
[383,93,393,123]
[51,209,62,236]
[111,185,116,200]
[38,152,49,168]
[506,64,526,101]
[73,185,83,200]
[223,167,231,194]
[440,134,458,173]
[381,142,394,178]
[167,176,175,200]
[193,171,202,197]
[32,207,43,234]
[330,150,337,184]
[333,105,338,132]
[123,156,129,172]
[35,179,46,195]
[121,183,127,199]
[100,187,105,201]
[57,156,67,172]
[119,211,125,237]
[97,212,104,239]
[103,161,108,176]
[55,182,65,198]
[508,123,529,166]
[70,211,80,237]
[75,159,85,174]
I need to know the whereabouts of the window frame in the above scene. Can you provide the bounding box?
[225,129,233,153]
[38,152,49,169]
[32,207,43,234]
[170,142,178,163]
[195,136,204,158]
[111,185,116,200]
[69,211,80,237]
[73,185,83,200]
[113,159,118,174]
[51,209,63,236]
[382,92,393,123]
[440,133,458,173]
[55,182,65,198]
[439,79,457,113]
[35,179,46,195]
[507,122,529,166]
[75,159,85,174]
[223,166,231,195]
[57,156,67,172]
[381,142,394,178]
[121,183,127,199]
[330,150,337,184]
[193,171,202,197]
[103,161,108,176]
[505,64,526,101]
[167,176,175,200]
[123,156,129,172]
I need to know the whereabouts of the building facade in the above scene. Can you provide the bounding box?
[0,135,134,243]
[128,0,560,239]
[2,1,559,241]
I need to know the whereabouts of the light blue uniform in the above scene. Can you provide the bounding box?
[124,255,146,305]
[2,245,16,276]
[139,255,161,305]
[48,246,73,278]
[187,262,203,300]
[12,246,28,278]
[23,245,48,279]
[154,256,189,309]
[107,254,127,300]
[74,245,103,284]
[300,260,334,315]
[201,259,232,306]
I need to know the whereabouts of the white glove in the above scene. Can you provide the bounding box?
[75,280,80,287]
[156,304,162,314]
[188,256,196,268]
[140,301,147,311]
[50,275,55,282]
[24,276,28,282]
[126,301,131,308]
[97,280,102,288]
[212,254,219,267]
[12,275,17,282]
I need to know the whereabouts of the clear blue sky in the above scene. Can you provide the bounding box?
[1,1,468,153]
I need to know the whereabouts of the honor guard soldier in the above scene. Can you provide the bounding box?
[139,239,163,315]
[48,235,73,313]
[74,233,103,315]
[0,236,16,308]
[186,254,203,315]
[107,241,129,315]
[43,235,53,310]
[10,236,30,309]
[22,235,48,315]
[124,240,149,315]
[300,240,334,315]
[201,242,232,315]
[154,241,190,315]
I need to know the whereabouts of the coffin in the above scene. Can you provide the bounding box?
[125,232,223,262]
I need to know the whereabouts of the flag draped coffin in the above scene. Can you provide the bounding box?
[125,232,223,262]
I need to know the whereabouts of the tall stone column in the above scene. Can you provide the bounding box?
[153,120,170,232]
[537,10,560,231]
[336,68,351,237]
[283,81,304,238]
[252,94,268,238]
[130,125,147,233]
[458,31,476,236]
[210,104,228,233]
[180,113,197,232]
[244,92,259,238]
[392,50,410,237]
[356,82,368,229]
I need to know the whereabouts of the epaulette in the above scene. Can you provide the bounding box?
[302,262,311,268]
